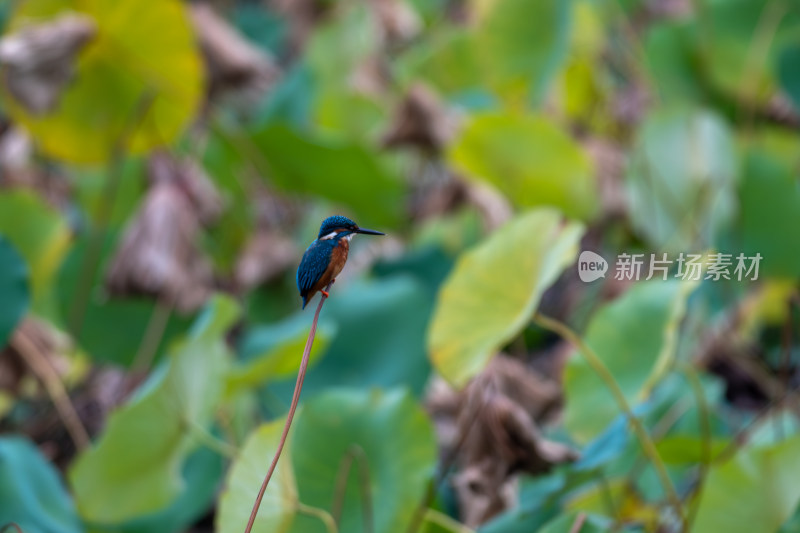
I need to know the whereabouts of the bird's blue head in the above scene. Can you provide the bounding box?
[316,215,384,240]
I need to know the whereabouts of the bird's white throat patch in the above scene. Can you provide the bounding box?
[320,231,355,241]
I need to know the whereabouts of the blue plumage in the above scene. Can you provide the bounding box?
[296,239,336,309]
[296,215,385,309]
[317,215,357,239]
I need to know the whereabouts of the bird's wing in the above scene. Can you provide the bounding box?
[296,240,334,295]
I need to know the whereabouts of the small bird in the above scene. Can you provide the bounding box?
[296,215,384,309]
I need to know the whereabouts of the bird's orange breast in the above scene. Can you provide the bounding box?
[329,238,349,279]
[311,238,349,293]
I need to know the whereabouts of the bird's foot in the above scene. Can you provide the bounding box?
[321,290,330,298]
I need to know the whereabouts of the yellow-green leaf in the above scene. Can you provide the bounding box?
[447,112,597,220]
[656,436,729,465]
[397,0,569,101]
[69,296,239,524]
[473,0,570,100]
[216,419,298,533]
[4,0,203,163]
[563,280,696,443]
[396,29,484,97]
[428,208,584,388]
[694,436,800,533]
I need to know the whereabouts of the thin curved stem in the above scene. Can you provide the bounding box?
[188,420,238,459]
[130,296,174,373]
[568,512,587,533]
[331,444,373,533]
[244,284,331,533]
[115,296,175,404]
[1,523,24,533]
[13,327,90,450]
[296,502,338,533]
[68,91,156,339]
[681,365,712,529]
[533,313,687,532]
[598,472,620,526]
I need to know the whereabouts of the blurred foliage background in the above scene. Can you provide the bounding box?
[0,0,799,532]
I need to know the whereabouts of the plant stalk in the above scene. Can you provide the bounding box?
[331,444,373,533]
[533,313,687,531]
[13,326,90,450]
[244,284,331,533]
[568,512,587,533]
[68,91,156,339]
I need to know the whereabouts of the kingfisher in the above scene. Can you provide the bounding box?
[296,215,384,309]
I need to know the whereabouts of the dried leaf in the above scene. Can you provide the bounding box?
[427,356,575,526]
[382,84,456,153]
[235,230,297,289]
[0,14,96,115]
[0,318,73,395]
[190,3,281,104]
[269,0,333,51]
[373,0,422,45]
[452,462,517,528]
[106,154,220,312]
[148,152,223,225]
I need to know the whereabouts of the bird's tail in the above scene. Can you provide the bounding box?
[302,295,308,310]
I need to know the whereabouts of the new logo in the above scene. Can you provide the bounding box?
[578,251,608,282]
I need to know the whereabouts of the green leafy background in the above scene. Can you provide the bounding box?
[1,0,800,532]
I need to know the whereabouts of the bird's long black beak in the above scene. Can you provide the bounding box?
[355,227,385,236]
